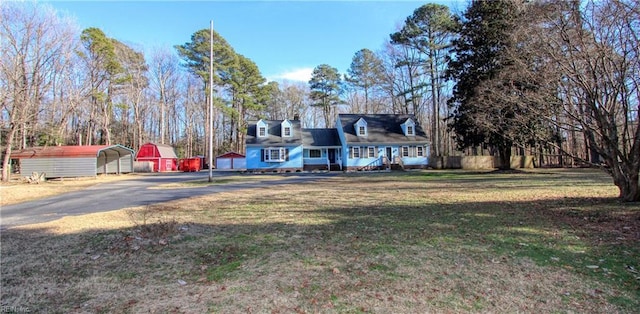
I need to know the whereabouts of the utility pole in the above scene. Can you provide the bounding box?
[208,20,214,182]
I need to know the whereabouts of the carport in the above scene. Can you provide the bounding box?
[11,145,135,178]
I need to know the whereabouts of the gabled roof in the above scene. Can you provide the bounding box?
[402,117,415,126]
[302,128,341,147]
[138,142,178,158]
[338,114,429,144]
[216,152,245,159]
[154,143,178,158]
[246,119,303,145]
[11,145,135,159]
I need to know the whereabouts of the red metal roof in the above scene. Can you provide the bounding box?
[11,145,133,159]
[216,152,245,159]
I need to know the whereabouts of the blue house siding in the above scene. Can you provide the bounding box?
[398,144,430,168]
[303,148,328,165]
[403,156,429,166]
[344,145,382,169]
[246,114,430,172]
[335,119,349,169]
[246,145,303,171]
[342,145,429,170]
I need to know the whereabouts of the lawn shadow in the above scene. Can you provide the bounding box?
[2,192,638,312]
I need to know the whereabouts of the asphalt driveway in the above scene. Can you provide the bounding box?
[0,172,333,229]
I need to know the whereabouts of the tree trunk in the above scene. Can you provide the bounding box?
[613,170,640,202]
[1,127,18,182]
[497,145,512,170]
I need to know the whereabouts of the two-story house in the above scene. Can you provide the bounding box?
[245,119,304,172]
[245,114,430,172]
[336,114,430,171]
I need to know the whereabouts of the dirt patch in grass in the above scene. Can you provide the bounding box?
[0,174,136,206]
[1,169,638,313]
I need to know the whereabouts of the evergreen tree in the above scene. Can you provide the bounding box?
[447,0,532,169]
[228,54,266,152]
[308,64,342,128]
[390,3,455,157]
[345,49,385,114]
[78,27,126,145]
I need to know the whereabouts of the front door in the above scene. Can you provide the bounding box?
[328,149,336,163]
[385,147,393,164]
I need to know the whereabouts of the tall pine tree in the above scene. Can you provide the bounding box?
[309,64,342,128]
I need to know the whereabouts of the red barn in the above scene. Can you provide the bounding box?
[135,142,178,172]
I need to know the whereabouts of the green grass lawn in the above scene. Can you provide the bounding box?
[1,169,638,313]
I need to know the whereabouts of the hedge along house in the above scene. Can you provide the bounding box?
[336,114,430,171]
[135,142,178,172]
[246,119,303,172]
[11,145,135,179]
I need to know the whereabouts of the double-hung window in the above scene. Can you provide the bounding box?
[367,146,376,158]
[258,127,266,137]
[309,149,321,158]
[417,146,424,157]
[402,146,409,157]
[264,147,287,162]
[283,127,291,137]
[407,126,414,136]
[352,146,361,158]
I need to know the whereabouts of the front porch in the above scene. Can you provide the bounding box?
[302,147,342,171]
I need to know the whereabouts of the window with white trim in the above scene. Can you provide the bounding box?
[263,147,288,162]
[417,146,424,157]
[258,127,266,137]
[281,120,293,137]
[352,146,360,158]
[354,118,368,137]
[402,146,409,157]
[407,126,414,136]
[367,146,376,158]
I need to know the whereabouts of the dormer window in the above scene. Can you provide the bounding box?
[402,118,416,137]
[354,118,368,137]
[281,120,293,137]
[257,120,268,138]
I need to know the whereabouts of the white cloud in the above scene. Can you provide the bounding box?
[268,68,313,83]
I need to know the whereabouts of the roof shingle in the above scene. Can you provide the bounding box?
[246,120,303,145]
[338,114,429,144]
[302,128,341,147]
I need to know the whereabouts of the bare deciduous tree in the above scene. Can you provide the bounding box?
[539,0,640,201]
[0,2,77,181]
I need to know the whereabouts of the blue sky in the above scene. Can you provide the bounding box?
[46,1,463,82]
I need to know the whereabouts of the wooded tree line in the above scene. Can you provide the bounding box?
[1,1,638,200]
